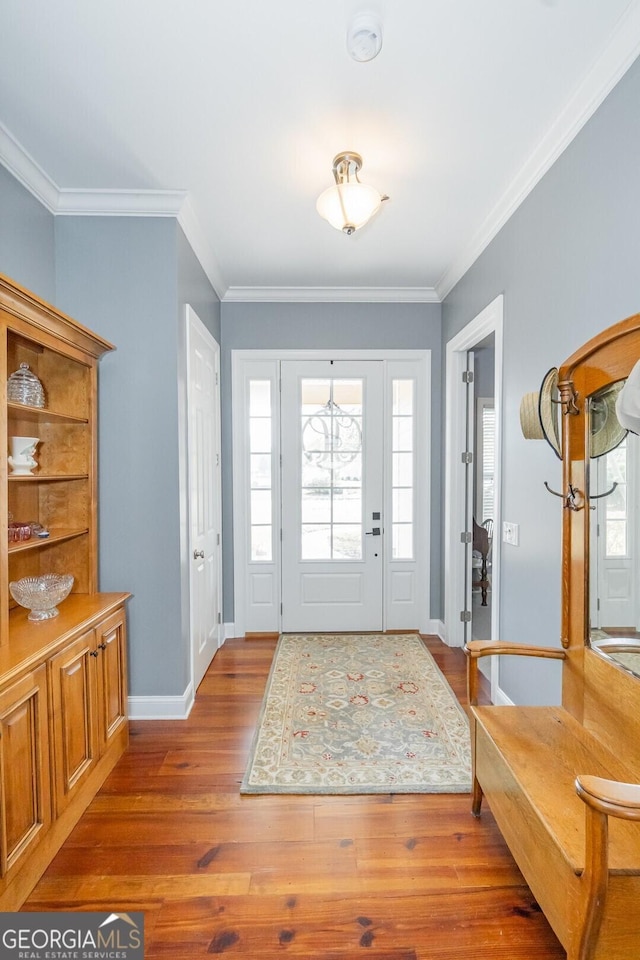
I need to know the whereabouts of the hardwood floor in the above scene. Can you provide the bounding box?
[24,636,565,959]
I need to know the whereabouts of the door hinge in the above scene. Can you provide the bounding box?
[215,372,219,385]
[462,370,474,383]
[460,610,472,623]
[597,598,600,611]
[461,451,473,464]
[217,533,220,546]
[216,453,220,466]
[280,602,283,614]
[217,612,222,623]
[460,531,472,544]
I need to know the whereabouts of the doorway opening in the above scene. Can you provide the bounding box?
[444,296,503,700]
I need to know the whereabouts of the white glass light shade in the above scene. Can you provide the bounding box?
[316,181,383,235]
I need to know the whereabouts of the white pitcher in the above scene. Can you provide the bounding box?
[8,436,40,476]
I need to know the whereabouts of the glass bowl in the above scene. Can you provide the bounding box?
[9,573,74,621]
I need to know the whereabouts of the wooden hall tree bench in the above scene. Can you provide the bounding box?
[465,313,640,960]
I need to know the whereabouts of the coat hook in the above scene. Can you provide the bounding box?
[589,481,618,509]
[557,379,580,416]
[543,481,584,511]
[589,481,618,500]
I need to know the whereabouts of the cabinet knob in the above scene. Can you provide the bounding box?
[193,549,205,560]
[90,650,99,658]
[98,642,107,650]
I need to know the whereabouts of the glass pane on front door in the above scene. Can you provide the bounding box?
[300,378,364,560]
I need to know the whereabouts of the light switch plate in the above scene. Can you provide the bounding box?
[503,521,519,546]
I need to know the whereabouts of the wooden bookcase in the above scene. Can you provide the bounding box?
[0,272,130,909]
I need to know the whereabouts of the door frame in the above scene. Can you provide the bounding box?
[444,296,503,695]
[232,349,431,637]
[184,306,223,696]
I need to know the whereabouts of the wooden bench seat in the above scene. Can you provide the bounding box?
[467,640,640,960]
[474,707,640,876]
[474,705,640,876]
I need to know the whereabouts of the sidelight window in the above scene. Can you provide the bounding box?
[391,379,414,559]
[249,379,273,561]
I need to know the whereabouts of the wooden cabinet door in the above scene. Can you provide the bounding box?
[0,666,51,882]
[49,629,98,817]
[95,609,127,750]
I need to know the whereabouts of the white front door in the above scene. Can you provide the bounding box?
[186,306,222,690]
[281,360,384,631]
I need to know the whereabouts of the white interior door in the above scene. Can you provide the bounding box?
[187,306,222,690]
[281,360,384,632]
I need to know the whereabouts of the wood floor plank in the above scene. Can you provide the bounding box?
[23,635,565,959]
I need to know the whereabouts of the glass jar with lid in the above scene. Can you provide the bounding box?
[7,362,45,407]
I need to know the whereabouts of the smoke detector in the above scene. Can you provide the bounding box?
[347,14,383,62]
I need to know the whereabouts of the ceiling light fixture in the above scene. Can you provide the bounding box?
[316,151,388,235]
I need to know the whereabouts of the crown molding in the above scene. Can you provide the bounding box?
[55,187,187,217]
[176,196,227,300]
[222,285,439,303]
[0,121,227,299]
[436,0,640,301]
[0,121,59,212]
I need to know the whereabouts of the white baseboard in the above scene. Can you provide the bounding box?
[128,684,195,721]
[427,619,446,642]
[224,621,236,640]
[494,685,514,706]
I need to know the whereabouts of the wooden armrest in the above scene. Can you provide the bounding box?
[576,775,640,821]
[465,641,565,706]
[574,774,640,957]
[465,640,566,660]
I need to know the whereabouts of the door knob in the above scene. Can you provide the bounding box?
[365,527,381,536]
[193,549,205,559]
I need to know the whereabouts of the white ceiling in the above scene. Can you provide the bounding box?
[1,0,640,302]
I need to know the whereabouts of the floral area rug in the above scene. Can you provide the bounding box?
[241,633,472,794]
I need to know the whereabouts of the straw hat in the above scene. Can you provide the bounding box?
[615,359,640,435]
[590,381,626,457]
[538,368,562,459]
[519,367,561,459]
[519,391,545,439]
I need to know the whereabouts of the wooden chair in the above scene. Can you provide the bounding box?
[472,518,490,605]
[466,313,640,960]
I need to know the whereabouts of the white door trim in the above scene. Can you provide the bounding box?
[444,296,503,698]
[232,349,431,637]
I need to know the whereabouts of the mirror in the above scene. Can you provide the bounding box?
[588,380,640,678]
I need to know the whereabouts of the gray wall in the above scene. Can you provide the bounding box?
[443,55,640,705]
[54,218,221,699]
[220,301,442,622]
[0,165,55,299]
[55,217,185,697]
[474,343,495,402]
